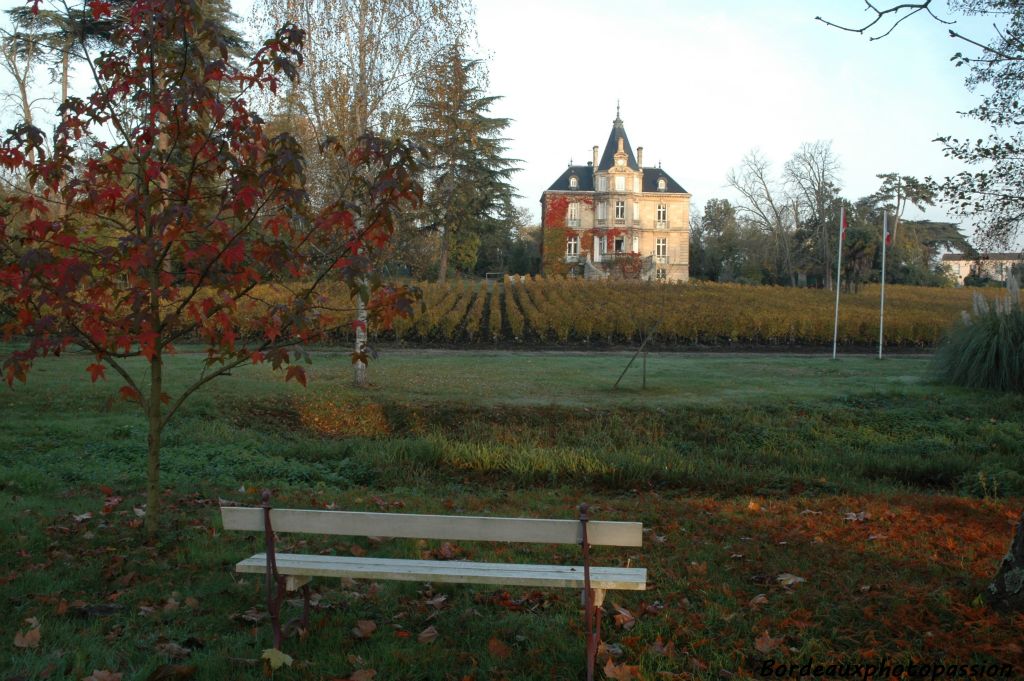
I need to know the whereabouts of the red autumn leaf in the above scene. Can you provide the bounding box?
[236,186,259,211]
[285,365,306,387]
[88,0,112,20]
[603,659,641,680]
[119,386,142,403]
[487,637,511,659]
[351,620,376,640]
[221,242,245,269]
[87,362,106,382]
[611,604,636,630]
[136,330,158,361]
[755,630,784,654]
[13,626,41,649]
[205,64,225,82]
[349,671,376,681]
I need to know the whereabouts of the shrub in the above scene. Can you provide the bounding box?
[934,277,1024,392]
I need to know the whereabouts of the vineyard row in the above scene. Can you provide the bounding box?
[375,276,987,347]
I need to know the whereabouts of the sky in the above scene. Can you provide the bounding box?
[471,0,997,230]
[0,0,1003,240]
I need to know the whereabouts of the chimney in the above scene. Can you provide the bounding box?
[592,145,599,167]
[637,146,643,167]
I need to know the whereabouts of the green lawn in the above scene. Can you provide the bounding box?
[1,349,1023,679]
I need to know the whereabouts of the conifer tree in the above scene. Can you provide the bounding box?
[414,44,519,281]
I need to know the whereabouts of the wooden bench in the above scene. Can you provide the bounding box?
[220,492,646,680]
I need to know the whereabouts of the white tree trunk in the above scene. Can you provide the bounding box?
[354,291,368,386]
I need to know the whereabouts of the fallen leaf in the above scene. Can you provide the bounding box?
[13,626,40,648]
[230,608,267,624]
[83,672,122,681]
[351,620,377,639]
[71,602,123,618]
[417,625,439,644]
[611,604,636,630]
[145,665,197,681]
[487,637,511,659]
[184,596,199,609]
[350,671,376,681]
[425,594,448,608]
[72,512,93,523]
[747,500,762,512]
[597,642,624,660]
[603,658,641,680]
[154,638,191,659]
[844,511,870,522]
[350,544,366,557]
[755,630,784,654]
[648,635,675,658]
[776,573,806,587]
[748,593,769,608]
[261,648,293,670]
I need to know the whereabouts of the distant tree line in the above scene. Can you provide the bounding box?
[0,0,528,282]
[689,141,973,289]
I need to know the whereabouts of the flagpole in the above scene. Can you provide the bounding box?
[831,207,845,360]
[878,211,888,360]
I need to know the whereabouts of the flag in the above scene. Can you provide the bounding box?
[841,211,848,241]
[884,222,892,245]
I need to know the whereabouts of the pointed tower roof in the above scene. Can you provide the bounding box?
[597,106,639,171]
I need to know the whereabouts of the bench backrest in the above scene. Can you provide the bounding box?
[221,507,643,547]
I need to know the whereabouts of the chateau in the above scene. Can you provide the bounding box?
[540,109,691,281]
[941,252,1023,286]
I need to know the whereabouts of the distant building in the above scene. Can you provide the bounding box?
[539,108,691,282]
[942,252,1024,286]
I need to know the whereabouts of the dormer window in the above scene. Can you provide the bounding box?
[657,178,667,191]
[569,176,578,189]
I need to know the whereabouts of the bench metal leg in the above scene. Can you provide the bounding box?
[580,504,602,681]
[263,491,288,650]
[300,583,311,629]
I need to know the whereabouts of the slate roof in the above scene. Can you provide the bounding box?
[597,116,639,171]
[642,167,687,193]
[546,165,595,192]
[544,164,687,194]
[544,112,688,194]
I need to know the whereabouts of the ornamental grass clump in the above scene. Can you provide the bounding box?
[935,276,1024,392]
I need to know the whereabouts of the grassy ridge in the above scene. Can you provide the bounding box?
[2,351,1023,679]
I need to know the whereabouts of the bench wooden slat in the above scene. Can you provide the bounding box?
[221,507,643,547]
[236,553,647,591]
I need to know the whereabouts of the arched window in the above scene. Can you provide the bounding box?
[657,178,667,191]
[569,176,578,189]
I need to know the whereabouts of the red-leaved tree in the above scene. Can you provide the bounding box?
[0,0,421,536]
